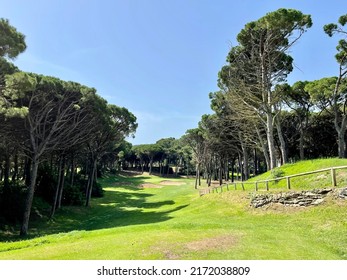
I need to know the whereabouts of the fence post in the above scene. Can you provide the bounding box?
[266,180,269,191]
[331,168,337,187]
[286,176,291,189]
[241,183,245,191]
[255,182,258,191]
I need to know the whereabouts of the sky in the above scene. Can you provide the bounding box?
[1,0,345,144]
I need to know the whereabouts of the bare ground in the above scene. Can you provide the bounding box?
[151,234,239,259]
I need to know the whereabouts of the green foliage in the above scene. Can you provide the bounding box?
[0,18,26,59]
[0,182,26,227]
[270,167,285,179]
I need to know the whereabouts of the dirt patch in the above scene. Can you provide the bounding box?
[150,234,239,260]
[185,234,238,252]
[159,180,185,186]
[138,183,163,189]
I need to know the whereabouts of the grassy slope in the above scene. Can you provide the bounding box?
[246,158,347,191]
[0,159,346,260]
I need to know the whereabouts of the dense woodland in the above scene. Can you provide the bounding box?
[1,9,347,235]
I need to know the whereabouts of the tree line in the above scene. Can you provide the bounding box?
[120,9,347,189]
[0,19,137,235]
[1,9,347,236]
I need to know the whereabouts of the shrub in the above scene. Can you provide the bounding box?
[0,182,26,227]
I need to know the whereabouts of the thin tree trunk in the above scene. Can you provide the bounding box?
[85,158,97,207]
[266,112,276,170]
[255,126,269,171]
[20,157,39,236]
[4,153,10,189]
[336,115,347,158]
[12,153,19,182]
[194,165,199,189]
[57,156,66,209]
[70,156,75,187]
[231,158,235,182]
[149,159,153,175]
[51,157,63,218]
[242,147,249,180]
[276,117,288,165]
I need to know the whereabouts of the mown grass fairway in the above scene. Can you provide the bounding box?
[0,159,347,260]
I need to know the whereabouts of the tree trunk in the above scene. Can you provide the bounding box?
[231,158,235,182]
[85,158,97,207]
[51,156,63,218]
[57,156,66,209]
[149,159,153,175]
[338,130,347,158]
[3,153,10,189]
[255,126,269,171]
[20,157,39,236]
[266,112,276,170]
[194,164,199,189]
[219,159,223,186]
[70,156,75,187]
[299,125,305,160]
[276,117,288,165]
[242,148,249,180]
[336,115,347,158]
[238,153,243,181]
[12,153,19,182]
[253,149,258,176]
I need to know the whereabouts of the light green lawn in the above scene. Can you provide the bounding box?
[0,159,346,260]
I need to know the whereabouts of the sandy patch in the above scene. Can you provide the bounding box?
[159,180,185,186]
[185,234,238,252]
[151,234,239,259]
[138,183,163,189]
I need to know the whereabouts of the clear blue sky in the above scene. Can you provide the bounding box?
[1,0,345,144]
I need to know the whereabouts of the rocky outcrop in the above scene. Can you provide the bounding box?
[250,188,347,208]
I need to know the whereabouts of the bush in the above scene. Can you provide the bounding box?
[271,167,285,181]
[0,182,26,227]
[62,183,85,206]
[92,181,104,198]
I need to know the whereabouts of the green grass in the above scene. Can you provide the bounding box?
[245,158,347,191]
[0,159,346,260]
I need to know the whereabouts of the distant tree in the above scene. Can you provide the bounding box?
[305,77,347,157]
[156,137,178,176]
[182,129,205,188]
[280,81,313,160]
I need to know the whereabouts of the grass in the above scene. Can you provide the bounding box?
[0,159,346,260]
[245,158,347,191]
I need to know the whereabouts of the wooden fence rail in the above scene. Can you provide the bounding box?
[198,165,347,196]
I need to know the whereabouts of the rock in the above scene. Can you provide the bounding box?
[312,198,325,205]
[250,188,334,208]
[338,188,347,199]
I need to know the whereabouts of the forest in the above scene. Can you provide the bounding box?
[1,9,347,237]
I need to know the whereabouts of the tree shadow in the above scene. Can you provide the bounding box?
[0,175,190,241]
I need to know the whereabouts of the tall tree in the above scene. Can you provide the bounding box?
[218,8,312,169]
[315,14,347,158]
[4,72,98,235]
[305,77,347,158]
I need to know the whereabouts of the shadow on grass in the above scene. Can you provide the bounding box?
[0,173,189,241]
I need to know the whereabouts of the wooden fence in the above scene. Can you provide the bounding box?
[198,165,347,196]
